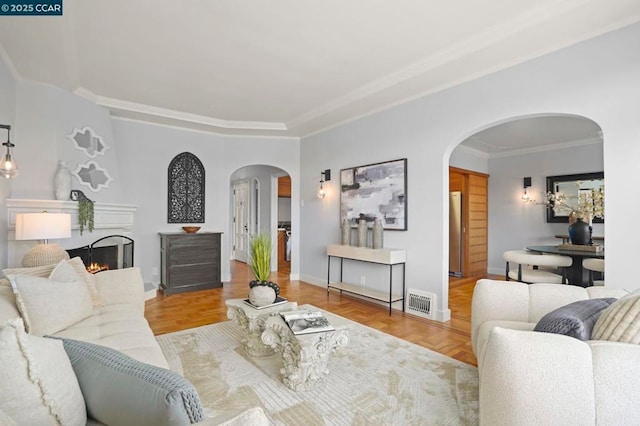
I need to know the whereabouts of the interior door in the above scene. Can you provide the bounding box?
[449,167,488,278]
[233,180,250,263]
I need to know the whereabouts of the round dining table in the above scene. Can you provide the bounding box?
[526,245,604,287]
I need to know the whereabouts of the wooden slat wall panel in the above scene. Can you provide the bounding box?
[467,174,488,276]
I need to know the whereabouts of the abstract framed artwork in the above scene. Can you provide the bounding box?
[340,158,407,230]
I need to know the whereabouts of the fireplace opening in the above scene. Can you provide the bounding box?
[67,235,134,273]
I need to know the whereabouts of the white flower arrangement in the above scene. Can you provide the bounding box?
[543,182,604,224]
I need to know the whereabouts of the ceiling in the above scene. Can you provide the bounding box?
[0,0,639,138]
[459,115,603,156]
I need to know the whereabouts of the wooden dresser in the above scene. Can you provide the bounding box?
[159,232,222,294]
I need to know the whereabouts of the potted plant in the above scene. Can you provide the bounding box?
[71,190,95,236]
[248,232,280,306]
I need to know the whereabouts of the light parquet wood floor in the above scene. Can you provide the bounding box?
[145,261,490,366]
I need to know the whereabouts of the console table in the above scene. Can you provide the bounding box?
[326,244,406,315]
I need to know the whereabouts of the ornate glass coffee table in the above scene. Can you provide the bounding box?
[225,298,298,357]
[261,309,350,391]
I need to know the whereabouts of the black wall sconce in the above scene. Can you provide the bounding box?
[521,176,532,202]
[318,169,331,199]
[0,124,18,179]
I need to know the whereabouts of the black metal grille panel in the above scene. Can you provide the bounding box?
[168,152,205,223]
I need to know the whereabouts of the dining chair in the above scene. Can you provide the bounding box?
[502,249,572,284]
[582,258,605,286]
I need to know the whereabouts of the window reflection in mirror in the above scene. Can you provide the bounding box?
[546,172,604,223]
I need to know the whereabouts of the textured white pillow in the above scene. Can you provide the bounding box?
[0,286,20,324]
[2,263,58,279]
[592,291,640,343]
[50,257,101,308]
[10,275,93,336]
[0,318,86,425]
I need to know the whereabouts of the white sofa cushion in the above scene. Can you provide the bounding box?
[94,267,145,314]
[0,319,86,425]
[10,274,93,336]
[475,320,535,367]
[480,327,596,426]
[471,279,629,356]
[51,257,101,308]
[2,263,57,279]
[52,304,170,369]
[589,341,640,425]
[0,286,19,323]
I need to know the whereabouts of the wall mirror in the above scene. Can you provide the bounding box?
[546,171,604,223]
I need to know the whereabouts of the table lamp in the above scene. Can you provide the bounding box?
[15,212,71,267]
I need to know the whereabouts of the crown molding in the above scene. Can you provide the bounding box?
[73,87,288,132]
[288,1,589,131]
[487,136,602,159]
[453,144,490,160]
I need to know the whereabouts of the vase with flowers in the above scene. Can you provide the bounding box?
[542,183,604,245]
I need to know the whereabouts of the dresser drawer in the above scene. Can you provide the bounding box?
[159,232,223,294]
[169,246,219,266]
[167,264,220,287]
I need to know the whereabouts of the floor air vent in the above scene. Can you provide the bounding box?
[405,289,436,320]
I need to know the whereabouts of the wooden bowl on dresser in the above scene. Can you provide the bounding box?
[182,226,201,233]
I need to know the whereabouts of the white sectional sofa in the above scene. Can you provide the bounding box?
[0,259,269,426]
[0,263,168,368]
[472,279,640,426]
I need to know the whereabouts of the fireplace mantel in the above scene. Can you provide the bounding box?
[6,199,137,267]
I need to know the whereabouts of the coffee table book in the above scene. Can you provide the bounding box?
[281,310,335,335]
[243,296,288,310]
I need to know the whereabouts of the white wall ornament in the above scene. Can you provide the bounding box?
[67,126,109,158]
[72,161,113,192]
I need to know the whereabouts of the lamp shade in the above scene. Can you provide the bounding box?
[15,213,71,241]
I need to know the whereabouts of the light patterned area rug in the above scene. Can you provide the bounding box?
[156,306,478,425]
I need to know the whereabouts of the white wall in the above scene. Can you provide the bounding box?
[450,145,489,174]
[112,119,300,285]
[11,81,123,202]
[300,23,640,321]
[0,58,301,285]
[2,22,639,322]
[0,54,17,268]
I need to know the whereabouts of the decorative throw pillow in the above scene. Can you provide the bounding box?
[2,263,58,279]
[0,319,86,425]
[50,257,101,308]
[534,298,616,340]
[592,291,640,343]
[48,336,204,425]
[0,286,20,324]
[9,274,93,336]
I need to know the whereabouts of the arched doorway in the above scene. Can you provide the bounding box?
[229,164,292,278]
[447,114,603,284]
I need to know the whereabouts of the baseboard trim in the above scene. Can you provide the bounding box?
[144,288,157,301]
